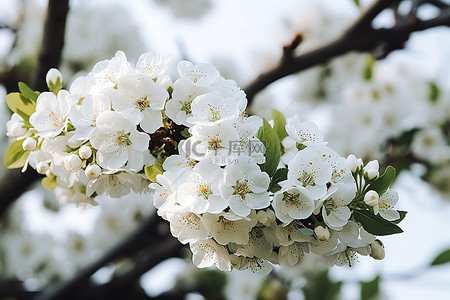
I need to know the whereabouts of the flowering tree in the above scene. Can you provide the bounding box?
[1,0,450,299]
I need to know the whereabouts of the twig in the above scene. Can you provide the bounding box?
[31,0,69,91]
[244,0,450,103]
[426,0,450,9]
[34,214,178,300]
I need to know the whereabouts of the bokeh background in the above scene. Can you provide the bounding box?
[1,0,450,299]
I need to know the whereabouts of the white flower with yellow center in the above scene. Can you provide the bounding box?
[318,147,355,185]
[88,50,133,92]
[220,160,270,217]
[135,51,168,79]
[90,111,150,170]
[320,184,356,230]
[177,60,220,87]
[286,115,326,147]
[68,94,111,143]
[166,206,208,244]
[202,211,258,245]
[110,74,168,133]
[273,186,315,223]
[29,90,72,138]
[176,160,227,214]
[188,91,240,124]
[182,120,239,165]
[287,147,332,199]
[190,239,232,271]
[165,78,208,126]
[375,190,400,221]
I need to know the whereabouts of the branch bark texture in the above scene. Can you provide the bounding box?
[244,0,450,103]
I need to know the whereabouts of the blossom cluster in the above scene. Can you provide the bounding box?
[4,51,405,274]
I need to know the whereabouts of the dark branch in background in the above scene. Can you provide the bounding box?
[244,0,450,104]
[31,0,69,91]
[34,214,184,300]
[0,0,69,217]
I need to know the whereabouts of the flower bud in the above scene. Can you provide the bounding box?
[364,190,379,207]
[158,75,174,90]
[364,160,379,180]
[79,146,92,159]
[36,161,50,174]
[370,240,385,260]
[85,164,101,179]
[314,224,330,241]
[64,154,82,171]
[22,137,37,151]
[347,154,362,172]
[46,68,63,87]
[9,122,27,138]
[45,169,53,178]
[68,139,82,148]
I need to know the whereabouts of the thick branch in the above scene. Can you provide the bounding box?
[244,2,450,103]
[31,0,69,91]
[0,0,69,217]
[35,214,182,300]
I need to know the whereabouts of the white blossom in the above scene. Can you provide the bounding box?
[220,159,270,217]
[29,90,72,138]
[109,74,168,133]
[90,111,150,170]
[177,60,220,87]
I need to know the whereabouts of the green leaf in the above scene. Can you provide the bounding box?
[6,92,36,118]
[362,54,375,81]
[144,160,164,182]
[256,118,281,177]
[48,77,63,94]
[391,210,407,224]
[303,270,342,300]
[269,168,288,192]
[4,139,29,169]
[353,209,403,236]
[428,82,440,103]
[18,82,40,102]
[431,249,450,266]
[360,275,380,300]
[368,166,396,196]
[272,109,288,141]
[354,0,360,7]
[42,176,58,190]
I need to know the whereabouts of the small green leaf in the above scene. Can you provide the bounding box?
[269,168,288,192]
[296,143,306,151]
[18,82,40,102]
[431,249,450,266]
[428,82,440,103]
[353,209,403,236]
[362,54,375,81]
[391,210,407,224]
[6,92,36,117]
[368,166,396,196]
[181,127,191,138]
[272,109,288,141]
[42,176,58,190]
[144,160,164,182]
[354,0,360,7]
[256,118,281,177]
[4,139,29,169]
[48,77,63,94]
[360,275,380,300]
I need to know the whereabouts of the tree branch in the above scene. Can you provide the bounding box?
[35,214,183,300]
[244,0,450,103]
[31,0,69,91]
[0,0,69,217]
